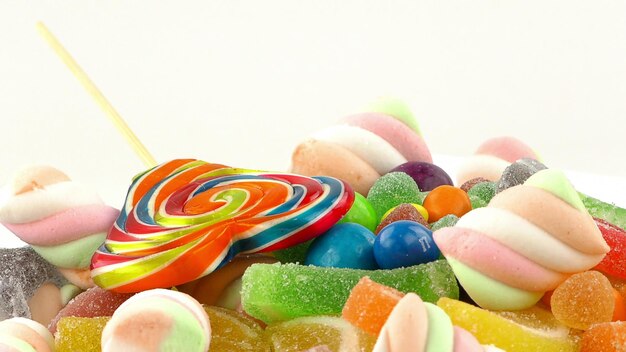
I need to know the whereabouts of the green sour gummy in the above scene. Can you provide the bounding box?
[241,260,458,324]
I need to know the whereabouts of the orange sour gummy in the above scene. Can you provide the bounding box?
[581,321,626,352]
[341,276,404,336]
[422,185,471,222]
[551,271,615,330]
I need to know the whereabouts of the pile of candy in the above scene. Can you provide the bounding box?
[1,98,625,351]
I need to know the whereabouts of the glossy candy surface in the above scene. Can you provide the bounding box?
[203,306,269,351]
[374,220,439,269]
[305,223,378,270]
[337,192,378,232]
[91,159,354,292]
[390,161,453,192]
[423,185,472,222]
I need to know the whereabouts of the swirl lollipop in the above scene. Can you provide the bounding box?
[91,159,354,293]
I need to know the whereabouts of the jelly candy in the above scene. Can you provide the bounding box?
[390,161,453,192]
[467,181,496,209]
[438,297,579,352]
[593,218,626,279]
[551,271,614,330]
[430,214,459,231]
[264,316,375,352]
[496,158,547,193]
[460,177,491,192]
[580,321,626,351]
[377,203,429,233]
[341,277,404,335]
[55,316,109,352]
[204,306,269,351]
[241,260,458,324]
[337,192,378,232]
[367,172,422,220]
[374,220,439,269]
[49,286,133,334]
[579,193,626,230]
[305,223,378,270]
[272,240,313,264]
[423,185,472,222]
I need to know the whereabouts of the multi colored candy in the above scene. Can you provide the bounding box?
[0,165,120,290]
[100,289,211,352]
[91,159,354,292]
[291,98,432,195]
[0,317,54,352]
[435,169,609,310]
[457,137,540,185]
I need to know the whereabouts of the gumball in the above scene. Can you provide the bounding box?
[338,192,378,232]
[305,223,378,270]
[423,185,472,222]
[373,220,440,269]
[390,161,453,192]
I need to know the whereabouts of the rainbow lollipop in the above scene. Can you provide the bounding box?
[91,159,354,292]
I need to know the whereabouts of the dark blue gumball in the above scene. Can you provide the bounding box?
[374,220,440,269]
[305,223,378,270]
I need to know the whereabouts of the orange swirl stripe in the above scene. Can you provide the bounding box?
[91,159,354,292]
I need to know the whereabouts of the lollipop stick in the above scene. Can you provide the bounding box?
[36,21,157,168]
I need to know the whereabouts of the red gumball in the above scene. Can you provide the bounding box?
[593,218,626,279]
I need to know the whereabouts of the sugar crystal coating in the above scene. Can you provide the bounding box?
[203,306,269,351]
[580,321,626,352]
[367,172,422,220]
[0,247,66,321]
[390,161,453,192]
[49,287,133,334]
[496,158,547,193]
[430,215,459,231]
[264,315,375,352]
[241,260,458,324]
[375,204,428,234]
[460,177,491,192]
[581,193,626,231]
[550,271,614,330]
[55,316,110,352]
[468,181,496,209]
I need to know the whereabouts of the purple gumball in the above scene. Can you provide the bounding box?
[390,161,453,192]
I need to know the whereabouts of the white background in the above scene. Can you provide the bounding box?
[1,1,625,216]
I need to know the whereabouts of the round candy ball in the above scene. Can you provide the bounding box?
[373,220,440,269]
[305,223,378,270]
[337,192,378,232]
[391,162,453,192]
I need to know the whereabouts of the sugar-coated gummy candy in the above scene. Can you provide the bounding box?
[460,177,491,192]
[48,286,133,334]
[496,158,547,193]
[374,220,439,269]
[341,277,403,336]
[241,260,458,324]
[581,321,626,352]
[438,297,579,352]
[0,247,66,321]
[203,306,269,351]
[593,218,626,279]
[264,315,375,352]
[579,192,626,231]
[468,181,496,209]
[390,161,453,192]
[377,203,429,233]
[305,223,378,270]
[367,172,422,220]
[430,214,459,231]
[551,270,615,330]
[55,316,110,352]
[422,185,472,222]
[337,192,378,232]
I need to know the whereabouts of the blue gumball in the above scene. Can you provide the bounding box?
[374,220,440,269]
[305,223,378,270]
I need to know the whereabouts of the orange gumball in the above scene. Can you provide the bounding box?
[423,185,472,222]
